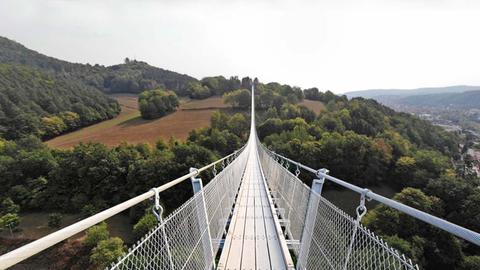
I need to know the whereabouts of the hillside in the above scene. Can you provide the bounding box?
[0,36,198,95]
[0,36,204,140]
[345,85,480,98]
[399,90,480,109]
[0,64,120,140]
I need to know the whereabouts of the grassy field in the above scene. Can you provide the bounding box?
[46,95,228,148]
[45,95,324,148]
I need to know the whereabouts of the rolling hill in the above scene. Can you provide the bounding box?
[345,85,480,98]
[0,36,198,95]
[399,90,480,109]
[0,36,202,140]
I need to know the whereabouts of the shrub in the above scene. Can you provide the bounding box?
[133,213,157,239]
[84,222,109,247]
[90,237,124,268]
[48,213,63,228]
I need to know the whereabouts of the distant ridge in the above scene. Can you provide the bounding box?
[345,85,480,98]
[398,90,480,109]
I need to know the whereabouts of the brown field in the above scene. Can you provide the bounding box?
[45,95,324,149]
[46,95,228,148]
[299,99,325,114]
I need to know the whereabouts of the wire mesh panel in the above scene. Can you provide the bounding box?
[110,149,249,270]
[257,143,310,255]
[297,193,418,270]
[257,145,419,270]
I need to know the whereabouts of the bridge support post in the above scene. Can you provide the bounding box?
[296,168,329,270]
[190,168,217,270]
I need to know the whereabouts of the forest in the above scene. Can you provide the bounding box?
[0,36,479,269]
[0,64,121,140]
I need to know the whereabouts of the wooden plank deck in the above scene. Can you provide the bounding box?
[218,141,293,270]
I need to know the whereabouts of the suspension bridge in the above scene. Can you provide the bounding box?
[1,85,479,269]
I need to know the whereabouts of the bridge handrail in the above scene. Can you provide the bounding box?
[265,147,480,247]
[0,145,246,269]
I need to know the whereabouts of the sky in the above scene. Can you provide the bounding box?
[1,0,480,93]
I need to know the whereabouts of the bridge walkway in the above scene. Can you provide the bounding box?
[217,135,293,270]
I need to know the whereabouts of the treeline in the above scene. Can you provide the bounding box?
[0,64,120,140]
[1,37,313,103]
[0,37,197,96]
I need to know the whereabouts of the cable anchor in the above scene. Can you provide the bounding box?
[212,163,217,177]
[295,163,301,177]
[355,188,371,222]
[150,187,164,223]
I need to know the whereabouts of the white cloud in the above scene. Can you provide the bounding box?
[1,0,480,92]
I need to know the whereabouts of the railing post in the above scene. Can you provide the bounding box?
[190,168,216,270]
[296,168,329,270]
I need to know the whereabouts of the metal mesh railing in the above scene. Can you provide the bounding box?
[257,144,419,270]
[110,148,249,270]
[297,192,418,270]
[257,141,310,256]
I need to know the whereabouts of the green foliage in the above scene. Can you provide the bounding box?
[85,222,109,247]
[461,256,480,270]
[365,188,465,269]
[0,64,120,140]
[0,37,197,96]
[48,213,63,228]
[365,188,438,237]
[187,81,211,99]
[90,237,124,268]
[0,213,20,231]
[138,89,179,119]
[41,116,67,138]
[227,113,249,138]
[200,76,236,95]
[223,89,251,109]
[0,197,20,214]
[188,111,247,155]
[304,88,342,103]
[0,138,219,212]
[133,213,157,239]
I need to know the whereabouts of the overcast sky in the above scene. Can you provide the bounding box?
[1,0,480,93]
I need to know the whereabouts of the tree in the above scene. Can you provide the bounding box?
[227,113,248,138]
[133,213,157,239]
[187,81,211,99]
[90,237,124,268]
[41,116,67,138]
[48,213,63,228]
[394,156,416,187]
[223,89,251,109]
[85,222,110,247]
[0,197,20,214]
[59,111,81,130]
[139,89,179,119]
[0,213,20,233]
